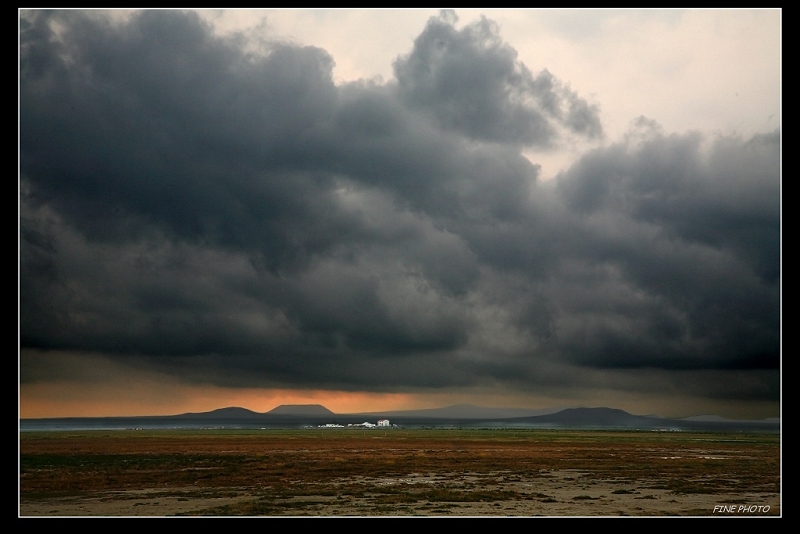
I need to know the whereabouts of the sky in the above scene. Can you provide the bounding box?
[19,9,781,420]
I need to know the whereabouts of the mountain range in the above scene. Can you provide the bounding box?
[20,404,779,432]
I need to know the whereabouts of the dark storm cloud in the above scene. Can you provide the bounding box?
[20,11,340,257]
[20,10,779,404]
[393,10,603,146]
[553,123,780,372]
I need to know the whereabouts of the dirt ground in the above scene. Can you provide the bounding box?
[19,429,780,517]
[19,470,780,517]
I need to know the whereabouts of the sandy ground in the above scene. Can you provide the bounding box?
[19,469,780,517]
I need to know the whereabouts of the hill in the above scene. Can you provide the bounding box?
[355,404,562,419]
[177,407,259,418]
[267,404,334,416]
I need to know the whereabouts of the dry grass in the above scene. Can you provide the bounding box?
[19,429,780,516]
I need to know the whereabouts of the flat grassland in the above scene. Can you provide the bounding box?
[19,429,780,517]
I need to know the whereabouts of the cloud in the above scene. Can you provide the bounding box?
[393,10,603,146]
[20,10,779,407]
[553,122,780,371]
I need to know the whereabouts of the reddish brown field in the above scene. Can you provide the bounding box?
[19,429,780,516]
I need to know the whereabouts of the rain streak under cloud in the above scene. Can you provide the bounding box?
[19,9,780,419]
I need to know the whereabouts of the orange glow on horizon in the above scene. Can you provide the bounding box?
[18,373,780,421]
[19,381,425,419]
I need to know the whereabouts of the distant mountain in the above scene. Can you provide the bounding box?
[20,404,780,432]
[509,407,780,431]
[682,414,736,423]
[268,404,334,416]
[681,414,781,424]
[518,407,660,428]
[178,407,260,418]
[355,404,563,419]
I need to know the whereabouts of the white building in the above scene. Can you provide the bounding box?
[377,419,390,427]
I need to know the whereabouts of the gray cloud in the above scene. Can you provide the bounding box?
[20,10,779,406]
[552,123,779,372]
[393,10,603,146]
